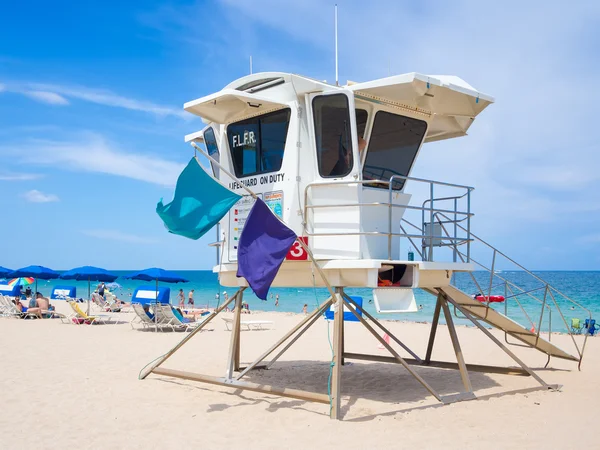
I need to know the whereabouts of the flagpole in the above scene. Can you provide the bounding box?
[189,142,338,302]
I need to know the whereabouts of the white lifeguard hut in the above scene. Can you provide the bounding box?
[142,71,590,420]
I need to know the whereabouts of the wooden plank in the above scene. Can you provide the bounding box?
[153,367,330,404]
[441,298,473,392]
[343,352,531,376]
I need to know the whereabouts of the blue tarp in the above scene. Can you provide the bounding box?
[324,296,363,322]
[156,157,241,240]
[51,285,76,300]
[132,286,171,305]
[0,283,20,297]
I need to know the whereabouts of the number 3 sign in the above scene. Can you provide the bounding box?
[286,237,308,261]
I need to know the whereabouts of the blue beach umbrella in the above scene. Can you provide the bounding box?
[60,266,118,313]
[0,266,13,278]
[10,265,60,294]
[125,268,189,331]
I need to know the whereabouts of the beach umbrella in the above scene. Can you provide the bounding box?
[60,266,118,314]
[10,265,60,294]
[125,268,189,331]
[0,266,13,278]
[8,277,35,287]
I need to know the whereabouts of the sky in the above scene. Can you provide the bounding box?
[1,0,599,270]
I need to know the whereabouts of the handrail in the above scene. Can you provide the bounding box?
[433,210,592,369]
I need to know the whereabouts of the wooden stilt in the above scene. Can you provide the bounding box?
[139,289,242,380]
[226,293,243,379]
[236,297,334,380]
[440,298,473,393]
[425,295,442,364]
[330,289,344,420]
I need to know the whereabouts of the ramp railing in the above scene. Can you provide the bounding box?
[430,211,593,369]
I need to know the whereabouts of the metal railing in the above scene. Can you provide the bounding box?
[303,174,474,261]
[433,211,593,369]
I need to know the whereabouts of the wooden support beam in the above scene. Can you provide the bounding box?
[153,367,330,404]
[443,292,551,388]
[340,297,442,402]
[343,352,531,376]
[237,296,334,380]
[343,293,421,362]
[139,289,242,380]
[441,298,473,392]
[425,295,442,364]
[226,293,243,379]
[330,289,344,420]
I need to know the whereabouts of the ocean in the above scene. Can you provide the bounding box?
[18,270,600,333]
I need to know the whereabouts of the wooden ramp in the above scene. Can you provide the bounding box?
[437,285,579,362]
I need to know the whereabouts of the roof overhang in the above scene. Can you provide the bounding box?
[349,73,494,142]
[184,89,288,124]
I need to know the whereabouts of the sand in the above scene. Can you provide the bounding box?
[1,300,597,449]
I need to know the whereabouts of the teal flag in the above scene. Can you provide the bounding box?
[156,157,241,240]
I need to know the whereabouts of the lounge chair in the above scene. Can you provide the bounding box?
[66,300,114,325]
[584,319,599,336]
[222,317,273,331]
[571,318,583,334]
[0,296,37,319]
[130,303,162,330]
[92,293,122,312]
[157,305,204,332]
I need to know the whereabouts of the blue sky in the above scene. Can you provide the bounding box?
[1,0,599,270]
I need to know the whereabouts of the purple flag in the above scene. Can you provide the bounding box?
[236,198,297,300]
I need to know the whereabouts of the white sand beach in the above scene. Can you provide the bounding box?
[1,302,597,449]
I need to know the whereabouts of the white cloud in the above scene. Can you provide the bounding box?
[22,189,59,203]
[0,81,187,119]
[5,133,184,187]
[81,229,158,244]
[27,83,188,119]
[0,173,43,181]
[21,90,69,105]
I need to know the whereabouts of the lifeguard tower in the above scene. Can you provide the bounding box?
[142,72,592,419]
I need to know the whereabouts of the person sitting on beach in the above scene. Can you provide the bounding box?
[25,286,32,298]
[173,306,208,323]
[12,298,27,313]
[242,302,250,314]
[142,304,155,321]
[35,292,56,318]
[25,295,43,319]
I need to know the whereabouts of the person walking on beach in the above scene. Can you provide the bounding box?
[302,304,308,315]
[188,289,195,307]
[98,282,105,298]
[177,289,185,309]
[275,294,279,307]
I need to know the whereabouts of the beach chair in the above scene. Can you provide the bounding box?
[0,296,38,319]
[92,293,122,312]
[66,300,114,325]
[571,318,583,334]
[222,317,273,331]
[583,319,599,336]
[157,305,202,332]
[130,303,161,330]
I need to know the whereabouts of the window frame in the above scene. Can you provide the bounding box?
[203,126,220,178]
[311,92,357,179]
[226,108,292,178]
[362,109,428,190]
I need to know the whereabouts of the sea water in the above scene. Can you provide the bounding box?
[24,270,600,333]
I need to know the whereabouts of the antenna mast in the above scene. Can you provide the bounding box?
[334,4,339,86]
